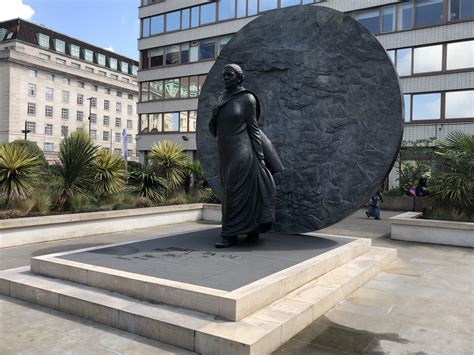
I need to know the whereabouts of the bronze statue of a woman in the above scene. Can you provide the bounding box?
[210,64,283,248]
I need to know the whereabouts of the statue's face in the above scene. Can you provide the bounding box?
[223,69,239,89]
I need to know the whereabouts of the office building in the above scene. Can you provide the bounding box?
[0,18,140,161]
[137,0,473,186]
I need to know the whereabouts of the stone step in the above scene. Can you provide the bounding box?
[0,246,396,355]
[30,234,371,321]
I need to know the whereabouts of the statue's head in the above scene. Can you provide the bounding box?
[223,64,244,89]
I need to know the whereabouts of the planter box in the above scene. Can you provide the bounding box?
[381,196,433,212]
[0,203,222,249]
[390,212,473,248]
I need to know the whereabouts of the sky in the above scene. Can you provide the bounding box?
[1,0,140,60]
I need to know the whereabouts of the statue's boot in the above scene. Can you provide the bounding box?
[245,231,259,242]
[215,236,238,248]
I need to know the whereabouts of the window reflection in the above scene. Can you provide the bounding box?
[404,95,411,122]
[164,113,180,132]
[150,15,164,35]
[449,0,474,20]
[142,18,150,37]
[447,41,474,70]
[201,3,216,25]
[281,0,301,8]
[200,40,216,60]
[237,0,247,17]
[180,77,189,98]
[149,81,163,100]
[381,5,396,32]
[181,8,190,29]
[149,48,163,67]
[413,93,441,120]
[165,79,180,99]
[445,90,474,118]
[219,0,236,20]
[141,82,149,101]
[191,7,200,27]
[396,48,412,76]
[150,114,162,133]
[413,45,442,73]
[248,0,258,16]
[190,76,199,97]
[181,43,190,63]
[260,0,278,12]
[415,0,444,26]
[398,2,413,30]
[356,9,379,33]
[140,114,149,133]
[180,112,188,132]
[166,46,180,65]
[189,111,197,132]
[166,11,180,32]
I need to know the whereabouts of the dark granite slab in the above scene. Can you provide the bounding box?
[59,229,352,291]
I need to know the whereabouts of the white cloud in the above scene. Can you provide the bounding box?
[105,46,114,52]
[0,0,35,21]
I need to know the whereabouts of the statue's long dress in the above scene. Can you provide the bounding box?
[216,92,276,236]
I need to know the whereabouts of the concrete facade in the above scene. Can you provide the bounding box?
[0,19,140,161]
[136,0,474,188]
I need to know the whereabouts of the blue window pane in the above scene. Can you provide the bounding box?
[415,0,444,27]
[356,9,380,33]
[281,0,301,8]
[164,113,179,131]
[237,0,247,18]
[381,5,395,32]
[166,11,180,32]
[449,0,474,20]
[404,95,411,122]
[219,0,236,21]
[303,0,314,4]
[413,93,441,120]
[398,2,413,30]
[150,15,164,35]
[260,0,277,12]
[181,9,190,30]
[191,7,199,28]
[396,48,412,76]
[248,0,258,16]
[142,18,150,37]
[200,3,216,25]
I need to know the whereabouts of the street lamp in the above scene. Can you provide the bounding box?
[86,97,93,136]
[21,120,32,140]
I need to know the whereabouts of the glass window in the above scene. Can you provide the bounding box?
[91,97,97,107]
[45,73,54,81]
[62,77,70,85]
[28,69,37,77]
[381,5,396,32]
[149,80,163,100]
[189,111,197,132]
[90,113,97,124]
[113,148,121,156]
[189,76,199,97]
[150,48,164,67]
[445,90,474,118]
[141,82,149,101]
[103,115,109,126]
[166,11,181,32]
[166,45,180,65]
[398,1,414,30]
[165,79,180,99]
[121,62,129,73]
[61,108,69,120]
[62,90,69,103]
[219,0,236,20]
[151,15,164,35]
[237,0,247,18]
[198,75,206,95]
[46,88,54,100]
[149,114,162,132]
[281,0,301,8]
[404,95,411,122]
[447,41,474,70]
[109,58,118,70]
[356,9,380,33]
[163,112,179,131]
[38,33,49,48]
[413,45,442,73]
[77,94,83,105]
[200,40,216,60]
[142,18,150,37]
[61,126,69,138]
[90,130,97,140]
[190,44,199,62]
[26,121,35,133]
[415,0,444,27]
[27,102,36,115]
[180,77,189,98]
[115,133,121,142]
[260,0,277,12]
[77,111,83,121]
[103,131,109,141]
[78,81,84,88]
[449,0,474,20]
[396,48,412,76]
[200,2,216,25]
[191,7,200,28]
[219,36,231,54]
[387,50,395,63]
[70,44,80,57]
[97,53,106,66]
[44,142,54,152]
[28,83,36,96]
[71,62,80,69]
[182,8,190,29]
[412,93,441,120]
[127,105,133,115]
[127,120,133,129]
[140,114,149,133]
[132,65,138,76]
[45,124,53,135]
[84,49,93,62]
[116,102,122,113]
[115,117,121,127]
[55,39,65,52]
[181,43,190,64]
[180,111,188,132]
[248,0,258,16]
[45,105,53,117]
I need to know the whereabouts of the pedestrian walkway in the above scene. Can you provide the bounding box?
[0,209,472,354]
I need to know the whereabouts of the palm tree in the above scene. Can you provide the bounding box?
[128,162,168,203]
[94,149,127,200]
[431,131,474,212]
[54,130,99,211]
[149,140,188,190]
[0,144,41,208]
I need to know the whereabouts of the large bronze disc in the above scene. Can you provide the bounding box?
[197,5,403,233]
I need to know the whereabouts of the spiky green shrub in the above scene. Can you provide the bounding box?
[54,131,99,211]
[31,192,52,215]
[0,144,41,208]
[94,149,127,200]
[128,162,168,203]
[149,140,188,190]
[9,197,35,214]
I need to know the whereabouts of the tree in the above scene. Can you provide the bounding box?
[149,140,188,190]
[128,162,168,203]
[0,144,41,208]
[94,149,127,200]
[54,130,99,211]
[10,139,49,170]
[430,131,474,213]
